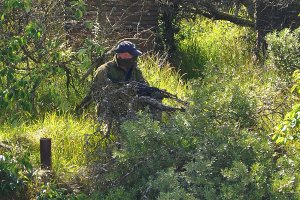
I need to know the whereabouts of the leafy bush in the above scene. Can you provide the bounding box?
[148,168,196,200]
[274,70,300,145]
[35,181,87,200]
[86,111,195,197]
[88,102,280,199]
[229,87,257,128]
[0,0,102,121]
[271,69,300,199]
[0,147,33,199]
[266,28,300,72]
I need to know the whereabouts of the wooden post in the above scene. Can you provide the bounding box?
[40,138,51,170]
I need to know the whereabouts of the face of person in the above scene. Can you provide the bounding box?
[117,52,134,59]
[116,52,136,71]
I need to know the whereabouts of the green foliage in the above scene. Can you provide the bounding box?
[35,181,85,200]
[229,87,256,128]
[148,168,196,200]
[138,55,189,107]
[271,155,299,199]
[2,6,300,199]
[274,102,300,144]
[0,0,100,121]
[271,67,300,199]
[179,110,274,199]
[93,99,277,199]
[266,27,300,72]
[176,18,254,78]
[67,0,87,20]
[86,111,195,196]
[102,187,134,200]
[0,147,33,199]
[274,70,300,145]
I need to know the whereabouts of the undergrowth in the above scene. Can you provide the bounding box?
[1,18,300,199]
[176,17,254,79]
[0,113,94,179]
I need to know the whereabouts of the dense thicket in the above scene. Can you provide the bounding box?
[1,1,300,200]
[84,24,300,199]
[0,0,102,121]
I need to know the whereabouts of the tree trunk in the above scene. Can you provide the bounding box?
[253,0,300,61]
[253,0,267,61]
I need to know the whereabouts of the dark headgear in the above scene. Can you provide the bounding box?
[114,41,142,57]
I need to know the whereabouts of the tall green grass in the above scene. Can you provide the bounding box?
[176,18,254,78]
[175,18,291,131]
[139,54,189,106]
[0,55,190,181]
[0,113,94,179]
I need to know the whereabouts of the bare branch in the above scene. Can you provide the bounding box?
[194,7,255,28]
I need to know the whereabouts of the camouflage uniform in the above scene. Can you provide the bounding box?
[90,56,146,117]
[92,56,145,89]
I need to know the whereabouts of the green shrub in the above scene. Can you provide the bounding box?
[35,181,87,200]
[273,70,300,145]
[86,111,195,196]
[266,27,300,72]
[0,147,33,199]
[229,87,257,128]
[87,97,276,199]
[148,168,197,200]
[271,69,300,199]
[102,187,134,200]
[0,0,102,121]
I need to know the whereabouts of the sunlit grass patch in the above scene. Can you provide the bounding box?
[139,54,190,107]
[0,113,94,180]
[176,17,254,78]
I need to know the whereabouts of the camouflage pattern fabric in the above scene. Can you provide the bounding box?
[85,56,185,137]
[91,56,146,118]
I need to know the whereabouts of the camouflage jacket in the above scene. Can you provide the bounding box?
[91,56,146,103]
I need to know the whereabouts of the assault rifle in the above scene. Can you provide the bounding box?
[127,81,189,107]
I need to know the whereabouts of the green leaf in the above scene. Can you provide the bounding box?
[291,84,297,93]
[24,1,31,13]
[275,137,285,144]
[271,134,278,141]
[77,48,87,61]
[20,37,27,45]
[84,21,93,29]
[75,10,83,19]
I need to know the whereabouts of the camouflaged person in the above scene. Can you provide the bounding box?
[76,41,146,119]
[92,41,147,118]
